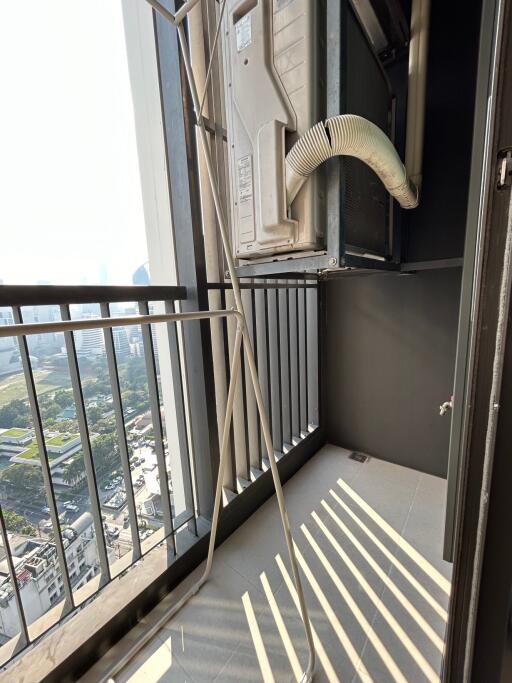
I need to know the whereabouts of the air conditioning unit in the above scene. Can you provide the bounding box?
[222,0,398,270]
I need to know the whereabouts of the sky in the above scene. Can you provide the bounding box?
[0,1,148,285]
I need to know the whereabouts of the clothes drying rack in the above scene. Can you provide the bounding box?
[119,1,316,680]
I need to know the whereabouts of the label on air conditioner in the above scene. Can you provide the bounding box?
[235,13,251,52]
[237,155,253,202]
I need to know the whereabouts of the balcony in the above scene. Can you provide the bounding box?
[0,280,322,680]
[1,0,509,677]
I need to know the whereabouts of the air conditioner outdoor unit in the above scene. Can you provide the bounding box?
[222,0,408,269]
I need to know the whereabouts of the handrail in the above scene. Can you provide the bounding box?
[0,309,241,338]
[0,284,186,307]
[207,282,318,290]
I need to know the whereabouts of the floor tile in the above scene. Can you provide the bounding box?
[159,558,268,683]
[87,445,452,683]
[117,632,191,683]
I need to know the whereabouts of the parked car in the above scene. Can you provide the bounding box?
[103,482,115,491]
[41,506,50,514]
[64,503,79,513]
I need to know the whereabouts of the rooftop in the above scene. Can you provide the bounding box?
[0,428,31,439]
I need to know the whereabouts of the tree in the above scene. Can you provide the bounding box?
[53,389,74,409]
[3,510,36,536]
[92,434,121,475]
[38,395,60,421]
[63,454,86,488]
[1,464,44,502]
[94,416,116,434]
[0,399,31,428]
[54,419,78,433]
[87,405,103,425]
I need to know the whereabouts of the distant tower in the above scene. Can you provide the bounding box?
[132,263,150,285]
[113,328,131,359]
[76,325,105,358]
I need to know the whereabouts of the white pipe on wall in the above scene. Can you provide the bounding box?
[405,0,431,189]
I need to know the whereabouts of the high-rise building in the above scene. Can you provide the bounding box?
[113,327,130,359]
[0,310,22,377]
[76,326,105,358]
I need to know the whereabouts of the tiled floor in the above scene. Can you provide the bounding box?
[84,445,452,683]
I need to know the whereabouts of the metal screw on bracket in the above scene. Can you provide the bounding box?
[328,257,337,267]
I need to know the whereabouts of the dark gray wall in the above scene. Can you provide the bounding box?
[325,268,461,477]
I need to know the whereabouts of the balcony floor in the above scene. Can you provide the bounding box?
[84,444,452,683]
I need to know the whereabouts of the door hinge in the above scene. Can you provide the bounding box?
[497,149,512,189]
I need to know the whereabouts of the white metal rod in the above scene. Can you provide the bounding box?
[0,308,241,338]
[98,325,244,683]
[145,0,202,26]
[175,19,315,682]
[205,324,243,575]
[103,4,316,682]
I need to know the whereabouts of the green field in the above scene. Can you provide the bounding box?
[0,370,70,407]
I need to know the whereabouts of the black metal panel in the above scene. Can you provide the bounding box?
[402,0,483,262]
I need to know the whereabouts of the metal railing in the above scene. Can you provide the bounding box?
[0,285,195,663]
[208,280,319,492]
[0,281,319,672]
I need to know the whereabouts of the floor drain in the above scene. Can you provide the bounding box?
[349,451,369,463]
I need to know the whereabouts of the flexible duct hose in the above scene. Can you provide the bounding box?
[285,114,419,209]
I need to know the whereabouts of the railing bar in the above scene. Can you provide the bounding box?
[255,288,270,459]
[241,287,259,470]
[267,287,282,454]
[12,306,74,610]
[60,305,111,585]
[306,288,319,427]
[240,337,250,468]
[304,282,309,427]
[164,300,197,533]
[220,290,236,491]
[226,289,249,483]
[297,286,308,433]
[0,285,187,308]
[0,504,29,645]
[138,302,176,551]
[279,286,292,447]
[289,286,300,439]
[206,282,318,290]
[0,309,242,339]
[100,303,142,560]
[251,289,262,470]
[265,289,273,443]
